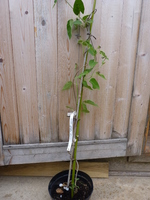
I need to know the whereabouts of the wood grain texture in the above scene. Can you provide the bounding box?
[9,0,39,144]
[93,0,124,139]
[144,131,150,154]
[109,157,150,172]
[144,100,150,153]
[113,0,142,138]
[58,0,78,141]
[0,121,4,165]
[0,0,19,144]
[0,161,109,178]
[34,0,58,142]
[79,0,98,141]
[128,153,150,163]
[110,171,150,177]
[127,0,150,156]
[3,138,127,165]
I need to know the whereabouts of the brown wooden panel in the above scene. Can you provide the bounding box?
[0,122,4,165]
[0,161,109,178]
[9,0,39,144]
[91,0,124,139]
[113,0,142,138]
[0,0,19,144]
[79,0,99,141]
[34,0,58,142]
[127,0,150,156]
[3,138,127,165]
[58,0,77,141]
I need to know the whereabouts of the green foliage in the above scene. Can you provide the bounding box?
[82,103,90,113]
[66,106,74,111]
[82,80,93,90]
[67,19,84,39]
[73,19,82,26]
[73,0,85,15]
[54,0,109,198]
[78,39,97,56]
[67,19,74,39]
[90,78,100,89]
[82,15,89,21]
[84,100,98,107]
[88,47,97,56]
[89,59,98,68]
[62,81,73,90]
[96,72,106,80]
[76,68,93,79]
[100,50,108,60]
[53,0,57,8]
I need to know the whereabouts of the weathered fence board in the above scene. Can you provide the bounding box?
[93,0,124,139]
[34,0,58,142]
[9,0,39,143]
[0,0,150,165]
[0,0,20,144]
[3,138,127,165]
[0,121,4,165]
[58,0,78,141]
[78,0,96,141]
[113,0,142,138]
[127,0,150,156]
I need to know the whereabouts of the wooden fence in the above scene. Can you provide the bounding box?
[0,0,150,162]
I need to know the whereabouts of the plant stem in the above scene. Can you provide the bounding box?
[65,0,73,9]
[71,53,88,198]
[71,0,97,198]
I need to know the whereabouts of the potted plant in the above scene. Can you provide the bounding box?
[48,0,108,199]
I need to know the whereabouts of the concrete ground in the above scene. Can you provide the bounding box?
[0,176,150,200]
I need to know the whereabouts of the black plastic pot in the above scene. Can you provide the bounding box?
[48,170,93,200]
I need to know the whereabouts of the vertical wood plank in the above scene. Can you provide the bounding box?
[0,0,20,144]
[113,0,142,138]
[79,0,98,141]
[93,0,124,139]
[127,0,150,156]
[34,0,58,142]
[58,0,78,141]
[9,0,39,144]
[0,120,4,165]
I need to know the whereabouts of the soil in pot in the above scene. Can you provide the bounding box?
[48,170,93,200]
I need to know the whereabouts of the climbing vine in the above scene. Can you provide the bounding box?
[54,0,108,198]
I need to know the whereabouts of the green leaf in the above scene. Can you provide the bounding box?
[86,19,93,24]
[102,60,106,65]
[67,19,73,39]
[76,71,88,79]
[75,63,78,70]
[82,103,90,113]
[90,78,100,89]
[73,19,82,25]
[100,50,108,60]
[73,0,85,15]
[89,59,98,68]
[84,100,98,107]
[88,47,97,56]
[78,39,83,44]
[96,72,106,80]
[62,81,73,90]
[82,80,92,90]
[53,0,57,8]
[66,106,74,111]
[76,68,93,79]
[82,15,89,21]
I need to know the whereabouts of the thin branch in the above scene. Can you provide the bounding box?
[73,66,83,109]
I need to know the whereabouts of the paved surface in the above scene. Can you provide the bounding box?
[0,176,150,200]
